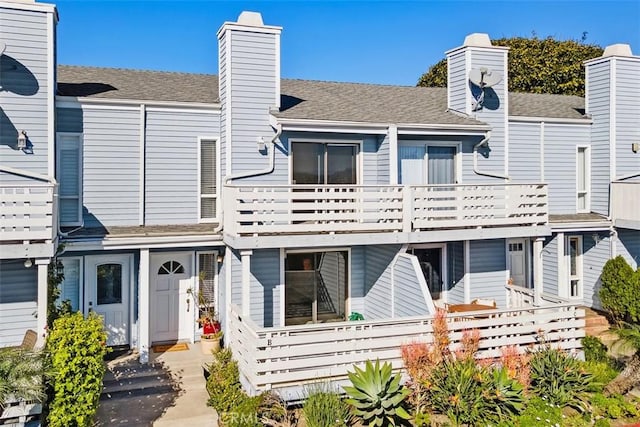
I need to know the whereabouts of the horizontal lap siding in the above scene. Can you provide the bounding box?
[542,236,559,296]
[0,7,51,180]
[219,35,227,178]
[82,108,140,226]
[377,135,390,184]
[509,123,541,181]
[615,60,640,178]
[587,62,611,215]
[228,31,283,184]
[583,233,610,309]
[145,110,219,224]
[56,107,83,133]
[393,256,429,317]
[447,242,465,304]
[363,245,400,320]
[250,249,280,327]
[0,260,38,346]
[350,247,365,315]
[618,229,640,270]
[469,239,506,307]
[447,51,467,112]
[231,250,242,307]
[544,124,590,214]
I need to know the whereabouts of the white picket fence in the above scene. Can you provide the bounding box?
[228,302,584,393]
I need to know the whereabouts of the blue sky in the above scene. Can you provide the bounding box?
[55,1,640,86]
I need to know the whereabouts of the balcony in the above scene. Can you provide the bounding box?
[0,183,57,259]
[223,183,549,248]
[611,181,640,230]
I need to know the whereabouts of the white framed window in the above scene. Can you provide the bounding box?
[397,141,462,185]
[576,146,590,213]
[567,236,583,299]
[59,257,83,312]
[198,138,218,222]
[56,133,83,226]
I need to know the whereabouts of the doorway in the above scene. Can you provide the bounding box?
[409,245,446,300]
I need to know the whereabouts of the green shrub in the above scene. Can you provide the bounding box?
[591,392,638,419]
[583,335,609,363]
[0,348,45,408]
[593,419,611,427]
[429,359,524,426]
[529,347,593,411]
[303,385,350,427]
[343,359,411,426]
[45,312,108,427]
[583,360,619,392]
[600,255,638,323]
[512,396,562,427]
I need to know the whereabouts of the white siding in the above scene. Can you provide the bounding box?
[618,229,640,270]
[615,60,640,179]
[469,239,507,308]
[447,51,467,112]
[509,122,541,181]
[582,233,611,309]
[542,235,559,297]
[363,245,400,320]
[0,260,38,346]
[587,61,611,215]
[393,256,431,317]
[249,249,280,327]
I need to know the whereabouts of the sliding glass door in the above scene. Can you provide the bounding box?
[292,142,358,185]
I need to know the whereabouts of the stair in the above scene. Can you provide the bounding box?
[584,307,611,337]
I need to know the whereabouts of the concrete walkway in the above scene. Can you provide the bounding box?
[152,342,218,427]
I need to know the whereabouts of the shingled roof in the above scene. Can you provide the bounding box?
[57,65,587,123]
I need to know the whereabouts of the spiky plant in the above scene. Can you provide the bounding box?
[0,348,45,409]
[343,359,410,426]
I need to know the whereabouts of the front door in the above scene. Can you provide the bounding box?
[85,254,131,346]
[150,253,193,343]
[508,239,527,287]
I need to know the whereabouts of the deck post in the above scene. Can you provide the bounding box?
[533,237,544,306]
[36,258,49,348]
[139,248,150,363]
[241,250,253,318]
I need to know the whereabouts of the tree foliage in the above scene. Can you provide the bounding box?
[599,256,640,324]
[417,36,603,96]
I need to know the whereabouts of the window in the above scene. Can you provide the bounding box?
[284,251,348,325]
[199,138,217,221]
[292,142,358,185]
[197,252,217,321]
[567,236,583,298]
[59,257,82,311]
[57,133,82,225]
[398,143,459,185]
[158,261,185,275]
[96,263,122,305]
[577,146,590,212]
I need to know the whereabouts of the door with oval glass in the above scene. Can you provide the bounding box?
[85,254,131,346]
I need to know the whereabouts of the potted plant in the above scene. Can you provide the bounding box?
[192,272,222,355]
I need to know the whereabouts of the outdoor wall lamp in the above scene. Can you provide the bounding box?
[17,130,28,150]
[216,254,224,263]
[24,258,33,268]
[257,136,266,151]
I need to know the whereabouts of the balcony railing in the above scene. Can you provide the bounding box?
[224,183,548,237]
[611,181,640,229]
[228,302,584,397]
[0,183,57,257]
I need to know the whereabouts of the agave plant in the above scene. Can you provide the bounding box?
[343,359,410,426]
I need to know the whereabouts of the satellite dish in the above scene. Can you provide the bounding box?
[469,67,502,88]
[469,67,502,111]
[0,41,5,56]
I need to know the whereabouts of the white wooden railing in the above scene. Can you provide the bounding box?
[506,285,569,308]
[611,181,640,227]
[224,183,548,237]
[228,302,584,394]
[0,183,57,243]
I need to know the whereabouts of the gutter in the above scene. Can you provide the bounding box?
[213,123,283,233]
[473,131,510,181]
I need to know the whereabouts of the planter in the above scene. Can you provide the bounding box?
[200,336,221,355]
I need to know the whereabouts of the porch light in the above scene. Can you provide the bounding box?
[216,254,224,263]
[257,136,266,151]
[17,130,28,150]
[24,258,32,268]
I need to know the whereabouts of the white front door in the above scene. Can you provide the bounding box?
[85,254,131,346]
[508,239,527,287]
[150,253,193,343]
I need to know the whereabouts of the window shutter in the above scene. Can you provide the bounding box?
[200,140,217,219]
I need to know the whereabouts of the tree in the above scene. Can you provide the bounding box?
[417,36,603,96]
[605,323,640,396]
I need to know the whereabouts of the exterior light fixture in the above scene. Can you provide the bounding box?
[24,258,33,268]
[17,130,28,150]
[257,136,266,151]
[216,254,224,263]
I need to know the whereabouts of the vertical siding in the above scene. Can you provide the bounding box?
[615,60,640,179]
[471,49,507,174]
[509,122,541,181]
[226,31,282,184]
[469,239,507,307]
[587,61,611,215]
[544,124,590,214]
[446,242,465,304]
[145,110,219,224]
[542,235,559,296]
[618,229,640,270]
[0,260,38,346]
[582,233,611,309]
[82,107,140,227]
[249,249,280,327]
[0,7,52,181]
[392,256,431,317]
[447,50,467,112]
[363,245,400,320]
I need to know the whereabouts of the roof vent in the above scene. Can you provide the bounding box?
[237,11,264,27]
[602,43,633,57]
[463,33,492,48]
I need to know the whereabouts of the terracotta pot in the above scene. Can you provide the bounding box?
[200,336,221,355]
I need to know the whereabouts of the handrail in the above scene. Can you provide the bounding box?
[225,182,548,189]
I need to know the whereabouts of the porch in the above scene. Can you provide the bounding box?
[611,181,640,229]
[227,296,585,398]
[0,182,57,260]
[223,183,549,248]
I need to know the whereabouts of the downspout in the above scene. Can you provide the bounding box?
[213,122,283,233]
[473,131,510,181]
